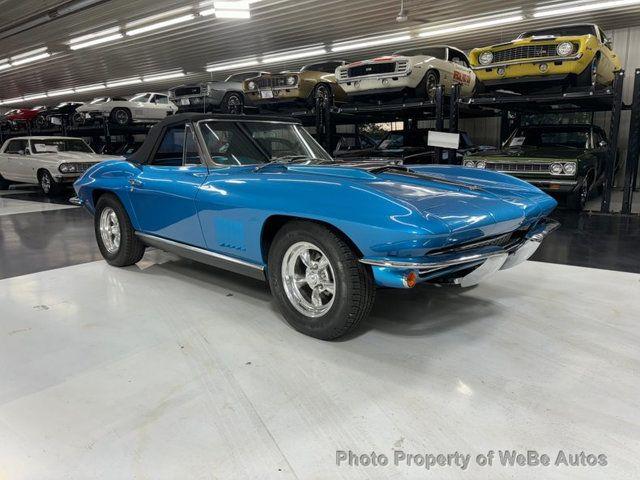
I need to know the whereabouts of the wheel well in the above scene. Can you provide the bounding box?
[110,107,131,117]
[92,188,115,207]
[260,215,363,263]
[36,168,49,180]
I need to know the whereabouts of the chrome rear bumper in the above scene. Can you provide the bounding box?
[362,219,560,288]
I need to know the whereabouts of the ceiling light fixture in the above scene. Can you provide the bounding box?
[331,33,412,52]
[418,13,524,37]
[69,32,123,50]
[23,93,47,101]
[106,77,142,87]
[1,97,24,104]
[533,0,640,17]
[126,14,195,36]
[203,0,251,18]
[0,63,11,72]
[206,58,259,72]
[143,71,185,82]
[69,27,120,44]
[262,48,327,64]
[11,52,51,66]
[10,47,51,66]
[48,89,76,97]
[75,83,106,92]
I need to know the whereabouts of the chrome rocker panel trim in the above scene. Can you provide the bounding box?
[135,232,266,281]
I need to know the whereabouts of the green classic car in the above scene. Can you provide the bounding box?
[464,124,610,210]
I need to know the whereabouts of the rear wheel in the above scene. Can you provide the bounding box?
[110,108,132,126]
[267,221,375,340]
[39,170,60,197]
[95,194,145,266]
[220,92,244,114]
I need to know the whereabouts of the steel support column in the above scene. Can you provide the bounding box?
[622,69,640,214]
[434,85,445,163]
[601,70,625,213]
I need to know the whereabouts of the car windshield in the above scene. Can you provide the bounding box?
[31,139,94,154]
[199,121,333,166]
[393,47,446,59]
[507,128,590,149]
[518,25,596,38]
[376,131,427,150]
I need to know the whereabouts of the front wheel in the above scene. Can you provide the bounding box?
[417,70,440,101]
[39,170,60,196]
[267,221,375,340]
[95,194,146,266]
[576,57,599,88]
[110,108,132,126]
[220,92,244,114]
[310,83,332,109]
[566,179,590,211]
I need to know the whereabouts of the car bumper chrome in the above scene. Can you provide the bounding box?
[69,196,83,206]
[362,219,560,288]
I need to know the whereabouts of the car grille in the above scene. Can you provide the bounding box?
[343,61,410,80]
[485,162,550,173]
[174,86,202,97]
[491,43,578,63]
[256,76,289,88]
[428,231,517,256]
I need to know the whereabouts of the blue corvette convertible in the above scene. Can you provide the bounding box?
[73,113,558,340]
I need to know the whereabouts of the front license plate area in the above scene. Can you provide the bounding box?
[260,90,274,99]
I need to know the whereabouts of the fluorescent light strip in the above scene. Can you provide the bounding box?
[2,97,24,104]
[11,52,51,66]
[75,83,106,92]
[418,14,523,37]
[70,33,123,50]
[534,0,640,17]
[69,27,121,44]
[206,59,259,72]
[143,71,185,82]
[262,48,327,64]
[215,9,251,18]
[11,47,48,61]
[214,0,249,8]
[48,89,75,97]
[0,63,11,71]
[126,14,195,36]
[106,77,142,87]
[331,34,412,52]
[126,6,194,27]
[23,93,47,101]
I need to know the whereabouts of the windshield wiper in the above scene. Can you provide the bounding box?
[254,156,334,172]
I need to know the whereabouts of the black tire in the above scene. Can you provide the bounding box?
[94,193,145,267]
[110,108,132,126]
[566,178,590,211]
[417,70,440,101]
[576,56,599,88]
[220,92,244,114]
[267,221,375,340]
[0,173,10,190]
[72,113,85,127]
[309,83,332,109]
[39,170,60,197]
[34,115,47,130]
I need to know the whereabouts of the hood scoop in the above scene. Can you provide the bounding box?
[368,165,484,191]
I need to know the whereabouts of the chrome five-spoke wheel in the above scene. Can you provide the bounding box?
[99,207,121,254]
[281,241,336,318]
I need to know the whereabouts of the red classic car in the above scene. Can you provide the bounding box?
[3,107,46,129]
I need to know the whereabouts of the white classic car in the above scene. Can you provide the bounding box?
[75,93,178,126]
[335,45,476,100]
[0,136,121,195]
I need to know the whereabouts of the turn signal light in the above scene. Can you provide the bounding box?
[405,271,417,288]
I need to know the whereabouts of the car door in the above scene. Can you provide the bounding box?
[127,122,209,247]
[1,139,32,182]
[149,94,172,120]
[448,48,475,95]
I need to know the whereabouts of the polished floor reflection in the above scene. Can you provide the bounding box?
[0,256,638,479]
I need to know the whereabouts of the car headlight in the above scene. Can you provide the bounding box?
[550,163,564,175]
[563,162,577,175]
[464,160,476,167]
[475,160,486,169]
[286,75,297,86]
[478,51,494,65]
[556,42,574,56]
[248,81,256,90]
[59,163,77,173]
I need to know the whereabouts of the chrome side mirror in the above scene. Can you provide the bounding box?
[598,140,608,149]
[604,40,613,50]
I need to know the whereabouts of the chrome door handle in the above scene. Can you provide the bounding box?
[129,178,143,187]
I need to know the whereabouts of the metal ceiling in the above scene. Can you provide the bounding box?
[3,0,640,105]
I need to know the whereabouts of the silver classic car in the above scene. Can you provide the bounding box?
[169,71,268,114]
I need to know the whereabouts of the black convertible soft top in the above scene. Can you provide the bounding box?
[127,112,300,164]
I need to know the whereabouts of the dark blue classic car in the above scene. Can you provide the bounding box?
[73,113,558,340]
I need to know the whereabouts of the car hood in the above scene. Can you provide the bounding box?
[469,146,582,161]
[279,163,557,244]
[33,152,122,163]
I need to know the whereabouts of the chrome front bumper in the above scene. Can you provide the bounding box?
[361,219,560,288]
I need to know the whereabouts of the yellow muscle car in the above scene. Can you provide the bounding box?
[243,61,348,107]
[469,24,621,91]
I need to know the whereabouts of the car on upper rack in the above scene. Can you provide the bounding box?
[72,113,558,340]
[75,93,178,126]
[463,123,613,210]
[335,46,476,101]
[243,61,348,108]
[469,24,621,92]
[37,101,85,128]
[169,71,268,114]
[2,106,47,130]
[0,136,121,195]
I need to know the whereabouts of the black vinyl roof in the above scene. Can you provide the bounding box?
[128,113,300,164]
